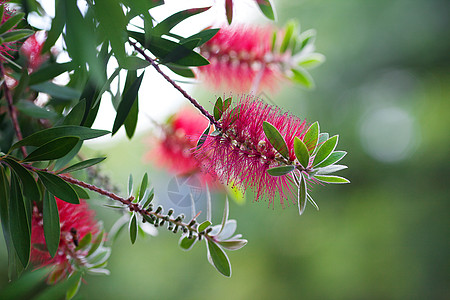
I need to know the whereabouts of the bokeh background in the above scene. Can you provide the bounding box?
[1,0,449,299]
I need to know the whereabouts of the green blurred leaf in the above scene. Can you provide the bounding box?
[129,213,138,244]
[298,53,326,69]
[1,29,33,43]
[15,101,59,120]
[207,239,231,277]
[280,21,296,53]
[66,273,82,300]
[59,157,106,174]
[10,125,109,152]
[9,173,30,268]
[88,230,105,256]
[266,165,296,176]
[28,62,75,86]
[33,272,82,300]
[315,151,346,168]
[120,56,150,70]
[112,72,144,135]
[304,122,319,154]
[75,232,92,251]
[30,82,81,100]
[127,174,133,197]
[123,85,139,139]
[179,236,197,251]
[37,171,79,204]
[153,7,211,36]
[42,0,65,53]
[139,173,148,201]
[290,68,315,89]
[263,121,290,159]
[225,0,233,24]
[214,97,223,121]
[62,99,86,126]
[294,137,310,169]
[0,12,25,35]
[43,191,60,258]
[166,64,195,78]
[182,28,219,47]
[160,38,203,65]
[314,175,350,184]
[312,135,339,167]
[23,136,80,162]
[255,0,276,20]
[298,173,307,215]
[198,220,212,233]
[223,97,232,112]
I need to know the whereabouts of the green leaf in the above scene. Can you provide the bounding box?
[298,53,326,69]
[112,72,144,135]
[1,29,33,43]
[298,174,307,215]
[256,0,276,20]
[196,126,210,150]
[316,164,348,175]
[9,173,30,268]
[207,239,231,277]
[75,232,92,251]
[198,220,212,233]
[88,230,105,256]
[303,122,319,154]
[223,97,232,112]
[15,101,59,120]
[23,136,80,162]
[10,125,109,152]
[263,121,290,159]
[70,184,90,199]
[294,137,310,169]
[3,157,40,203]
[280,21,296,53]
[53,141,83,171]
[219,198,229,236]
[129,213,138,244]
[30,82,81,100]
[266,165,296,176]
[139,173,148,201]
[0,165,15,279]
[225,0,233,24]
[182,28,219,47]
[28,62,75,86]
[160,38,203,65]
[123,85,139,139]
[315,151,346,168]
[214,97,223,121]
[43,191,60,258]
[166,64,195,78]
[120,56,150,70]
[217,239,247,251]
[62,99,86,126]
[179,236,197,251]
[0,12,25,35]
[312,135,339,167]
[127,174,133,197]
[290,68,315,89]
[37,172,79,204]
[42,0,65,53]
[66,273,82,300]
[314,175,350,184]
[153,7,211,35]
[317,133,329,146]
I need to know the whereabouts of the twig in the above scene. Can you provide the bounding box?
[0,64,27,157]
[129,40,221,130]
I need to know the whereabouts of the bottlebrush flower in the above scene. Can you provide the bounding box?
[198,22,325,92]
[21,31,48,71]
[198,25,284,93]
[145,107,217,185]
[195,95,307,207]
[31,198,101,283]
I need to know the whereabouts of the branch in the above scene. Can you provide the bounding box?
[129,40,221,130]
[0,64,27,157]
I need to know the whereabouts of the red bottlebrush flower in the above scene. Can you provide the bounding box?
[0,1,19,61]
[198,25,286,93]
[31,198,100,282]
[195,96,307,207]
[145,107,216,185]
[21,31,48,71]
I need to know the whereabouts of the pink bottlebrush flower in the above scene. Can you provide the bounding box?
[145,107,217,185]
[21,31,48,72]
[31,198,100,283]
[198,25,286,93]
[195,95,307,207]
[0,1,19,61]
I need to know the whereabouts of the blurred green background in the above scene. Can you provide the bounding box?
[1,0,449,299]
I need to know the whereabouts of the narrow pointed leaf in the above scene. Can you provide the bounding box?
[207,240,231,277]
[43,191,60,258]
[315,151,346,168]
[256,0,276,20]
[214,97,223,121]
[62,99,86,126]
[294,137,310,168]
[198,220,212,233]
[316,164,348,175]
[266,165,296,176]
[139,173,148,201]
[312,135,339,167]
[37,172,79,204]
[223,97,232,112]
[263,121,289,159]
[153,7,211,35]
[23,136,80,162]
[3,158,40,203]
[9,174,30,268]
[317,133,329,146]
[291,68,315,89]
[58,157,106,174]
[0,12,25,34]
[218,239,248,251]
[225,0,233,24]
[10,126,109,152]
[219,198,229,235]
[307,194,320,211]
[129,213,138,244]
[179,236,197,251]
[127,174,133,197]
[75,232,92,251]
[298,174,307,215]
[314,175,350,184]
[196,126,210,150]
[303,121,319,154]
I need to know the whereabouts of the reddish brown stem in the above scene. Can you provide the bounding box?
[0,64,27,157]
[129,41,221,130]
